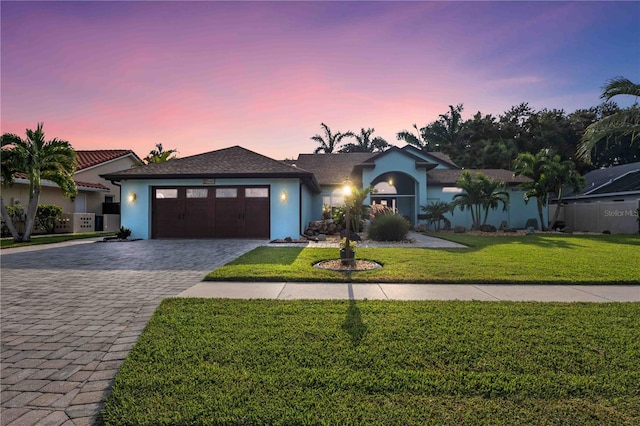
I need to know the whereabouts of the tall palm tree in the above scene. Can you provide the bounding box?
[144,143,177,163]
[311,123,354,154]
[1,123,77,241]
[546,159,585,228]
[339,128,389,153]
[513,149,577,231]
[578,77,640,163]
[450,171,485,230]
[396,124,430,151]
[478,176,510,225]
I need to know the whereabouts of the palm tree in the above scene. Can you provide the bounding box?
[1,123,77,241]
[546,159,585,228]
[450,171,485,230]
[420,201,451,231]
[1,139,22,240]
[513,149,579,231]
[396,124,430,151]
[478,176,510,225]
[339,128,389,153]
[311,123,354,154]
[578,77,640,163]
[144,143,177,163]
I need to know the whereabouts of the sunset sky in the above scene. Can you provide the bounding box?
[2,1,639,161]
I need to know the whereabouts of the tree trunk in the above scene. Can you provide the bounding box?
[0,196,21,241]
[550,188,563,228]
[536,200,546,231]
[22,188,41,241]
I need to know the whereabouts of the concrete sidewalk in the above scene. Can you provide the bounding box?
[179,282,640,302]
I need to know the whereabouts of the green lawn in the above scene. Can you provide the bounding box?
[100,299,640,425]
[0,231,113,249]
[205,234,640,284]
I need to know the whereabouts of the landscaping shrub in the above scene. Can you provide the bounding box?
[35,204,63,234]
[368,212,410,241]
[1,205,24,236]
[116,226,132,239]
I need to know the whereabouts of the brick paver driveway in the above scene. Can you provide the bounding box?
[1,238,265,426]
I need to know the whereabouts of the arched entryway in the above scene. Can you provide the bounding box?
[370,172,417,224]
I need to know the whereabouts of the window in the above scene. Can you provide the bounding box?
[245,188,268,198]
[442,187,463,193]
[216,188,237,198]
[156,188,178,199]
[105,196,115,203]
[187,188,208,198]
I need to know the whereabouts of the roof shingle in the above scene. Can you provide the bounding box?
[101,146,321,192]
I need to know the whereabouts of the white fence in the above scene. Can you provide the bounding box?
[550,200,639,234]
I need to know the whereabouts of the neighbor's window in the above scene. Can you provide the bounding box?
[156,188,178,199]
[187,188,208,198]
[216,188,237,198]
[245,188,268,198]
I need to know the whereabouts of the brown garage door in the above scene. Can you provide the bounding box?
[152,186,270,238]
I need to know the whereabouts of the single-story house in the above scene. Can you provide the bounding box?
[549,161,640,234]
[3,150,143,232]
[102,145,541,240]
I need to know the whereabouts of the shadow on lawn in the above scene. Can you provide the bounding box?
[432,234,591,252]
[342,284,367,346]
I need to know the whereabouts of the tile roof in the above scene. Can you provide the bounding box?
[101,146,321,192]
[76,150,142,170]
[11,173,110,191]
[427,169,531,185]
[75,180,111,191]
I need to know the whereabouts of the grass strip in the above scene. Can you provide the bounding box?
[101,299,640,425]
[205,234,640,284]
[0,231,114,249]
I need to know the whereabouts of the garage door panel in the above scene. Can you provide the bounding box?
[153,188,185,238]
[215,188,241,237]
[244,188,270,238]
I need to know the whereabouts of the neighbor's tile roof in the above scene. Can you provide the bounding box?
[12,173,110,191]
[76,150,142,170]
[427,169,531,185]
[101,146,321,191]
[284,153,375,186]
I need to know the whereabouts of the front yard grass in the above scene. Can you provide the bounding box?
[0,231,114,249]
[100,299,640,425]
[205,234,640,284]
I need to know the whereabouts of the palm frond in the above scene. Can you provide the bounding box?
[601,77,640,100]
[578,107,640,162]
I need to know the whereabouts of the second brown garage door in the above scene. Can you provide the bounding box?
[152,186,270,239]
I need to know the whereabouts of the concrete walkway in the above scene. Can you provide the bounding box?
[1,235,638,425]
[179,282,640,302]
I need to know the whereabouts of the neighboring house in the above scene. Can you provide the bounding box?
[550,162,640,234]
[102,145,541,240]
[3,150,143,231]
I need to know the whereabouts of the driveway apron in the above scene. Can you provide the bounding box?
[0,239,265,426]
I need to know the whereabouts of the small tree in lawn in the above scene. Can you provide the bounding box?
[1,123,77,241]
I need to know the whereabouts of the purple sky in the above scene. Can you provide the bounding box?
[2,1,639,160]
